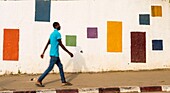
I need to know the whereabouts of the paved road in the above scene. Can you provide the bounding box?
[0,69,170,92]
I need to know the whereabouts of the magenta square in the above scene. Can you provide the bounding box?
[87,27,98,38]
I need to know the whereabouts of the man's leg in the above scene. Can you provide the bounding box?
[56,57,66,83]
[37,57,56,83]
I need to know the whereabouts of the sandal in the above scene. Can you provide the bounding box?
[62,82,72,86]
[35,82,45,87]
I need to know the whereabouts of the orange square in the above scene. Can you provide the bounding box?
[107,21,122,52]
[3,29,19,61]
[151,6,162,17]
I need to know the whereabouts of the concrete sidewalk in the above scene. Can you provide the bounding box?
[0,69,170,93]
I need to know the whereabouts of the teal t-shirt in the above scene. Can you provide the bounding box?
[49,29,61,57]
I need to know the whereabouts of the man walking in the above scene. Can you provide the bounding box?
[36,22,73,87]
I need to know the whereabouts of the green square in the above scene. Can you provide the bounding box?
[66,35,77,46]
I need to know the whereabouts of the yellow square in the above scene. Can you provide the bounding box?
[151,6,162,17]
[107,21,122,52]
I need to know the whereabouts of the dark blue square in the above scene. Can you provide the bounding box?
[139,14,150,25]
[35,0,51,22]
[152,40,163,50]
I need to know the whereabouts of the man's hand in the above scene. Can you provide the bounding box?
[69,52,74,58]
[58,39,74,58]
[40,39,50,59]
[40,54,44,59]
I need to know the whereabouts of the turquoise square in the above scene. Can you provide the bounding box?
[139,14,150,25]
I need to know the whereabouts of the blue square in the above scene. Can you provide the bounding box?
[35,0,51,22]
[152,40,163,50]
[139,14,150,25]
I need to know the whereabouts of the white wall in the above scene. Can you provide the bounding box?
[0,0,170,75]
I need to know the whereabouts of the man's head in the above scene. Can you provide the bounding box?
[53,22,61,30]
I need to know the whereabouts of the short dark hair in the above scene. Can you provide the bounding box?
[53,22,59,28]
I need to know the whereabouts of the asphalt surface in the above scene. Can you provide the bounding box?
[0,69,170,91]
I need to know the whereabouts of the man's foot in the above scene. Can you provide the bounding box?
[35,81,45,87]
[62,82,72,86]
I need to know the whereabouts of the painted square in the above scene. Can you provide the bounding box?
[87,27,98,38]
[131,32,146,63]
[139,14,150,25]
[107,21,122,52]
[152,40,163,50]
[66,35,77,47]
[151,6,162,17]
[3,29,19,61]
[35,0,51,22]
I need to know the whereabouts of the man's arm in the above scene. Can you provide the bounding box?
[58,39,73,57]
[41,39,50,59]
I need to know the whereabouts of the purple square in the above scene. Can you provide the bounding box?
[87,27,98,38]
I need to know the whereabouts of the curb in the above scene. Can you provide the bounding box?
[1,85,170,93]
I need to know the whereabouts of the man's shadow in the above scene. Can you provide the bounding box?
[64,46,87,82]
[43,46,87,85]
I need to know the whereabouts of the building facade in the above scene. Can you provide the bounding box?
[0,0,170,75]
